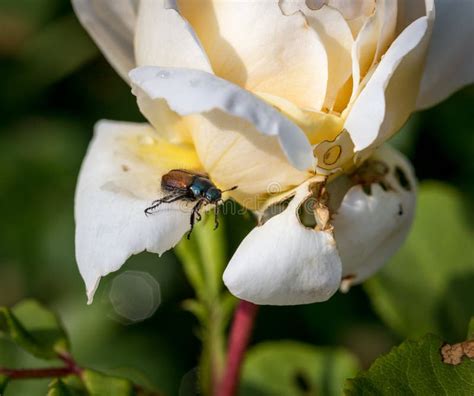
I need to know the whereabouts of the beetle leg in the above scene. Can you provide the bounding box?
[195,209,202,222]
[187,200,204,239]
[144,194,186,215]
[214,204,219,230]
[150,193,179,206]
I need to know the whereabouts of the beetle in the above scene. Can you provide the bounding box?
[145,169,237,238]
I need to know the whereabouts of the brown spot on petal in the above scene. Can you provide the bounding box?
[350,159,392,193]
[323,145,342,166]
[121,164,130,172]
[309,182,333,232]
[340,274,356,293]
[259,195,294,226]
[305,0,326,11]
[394,166,411,191]
[398,204,404,216]
[297,181,333,232]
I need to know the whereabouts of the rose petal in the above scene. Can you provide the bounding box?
[75,120,202,303]
[348,0,398,107]
[278,2,354,110]
[333,145,417,284]
[186,111,311,211]
[328,0,375,20]
[396,0,429,33]
[178,0,328,111]
[344,0,434,151]
[71,0,137,81]
[301,6,355,111]
[134,0,211,72]
[253,91,345,145]
[416,0,474,109]
[129,66,314,171]
[372,0,398,67]
[313,128,355,174]
[223,181,342,305]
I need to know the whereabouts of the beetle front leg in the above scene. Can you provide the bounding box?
[145,194,185,215]
[214,204,219,230]
[187,200,204,239]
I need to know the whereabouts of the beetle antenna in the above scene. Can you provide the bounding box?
[222,185,238,193]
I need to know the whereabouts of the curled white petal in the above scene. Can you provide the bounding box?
[129,66,314,171]
[416,0,474,109]
[333,145,417,285]
[396,0,427,32]
[187,112,311,211]
[134,0,212,72]
[344,1,434,151]
[223,182,342,305]
[71,0,137,82]
[75,120,197,303]
[179,0,329,111]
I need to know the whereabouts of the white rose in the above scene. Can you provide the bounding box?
[72,0,474,304]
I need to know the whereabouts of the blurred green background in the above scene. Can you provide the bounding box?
[0,1,473,395]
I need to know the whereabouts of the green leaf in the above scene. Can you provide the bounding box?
[345,333,474,395]
[175,236,206,300]
[0,299,69,359]
[176,214,232,395]
[47,378,86,396]
[182,299,208,324]
[82,370,135,396]
[241,341,359,396]
[0,374,8,393]
[176,213,228,301]
[366,182,474,340]
[194,214,228,300]
[468,318,474,340]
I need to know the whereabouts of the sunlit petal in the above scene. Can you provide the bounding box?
[134,0,212,71]
[129,66,314,171]
[178,0,328,110]
[75,120,202,302]
[344,1,434,151]
[224,181,342,305]
[72,0,137,81]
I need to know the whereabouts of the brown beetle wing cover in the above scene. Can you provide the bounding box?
[161,170,195,193]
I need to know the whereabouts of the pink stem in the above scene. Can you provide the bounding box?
[0,367,75,379]
[216,300,259,396]
[0,352,83,381]
[58,352,84,376]
[0,353,162,395]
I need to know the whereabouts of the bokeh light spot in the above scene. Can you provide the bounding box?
[109,271,161,323]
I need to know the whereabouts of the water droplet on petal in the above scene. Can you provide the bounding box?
[157,70,170,79]
[306,0,327,10]
[138,135,155,145]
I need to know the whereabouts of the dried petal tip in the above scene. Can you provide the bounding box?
[339,274,355,293]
